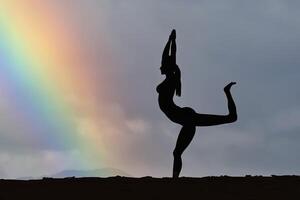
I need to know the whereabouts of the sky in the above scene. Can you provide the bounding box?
[0,0,300,178]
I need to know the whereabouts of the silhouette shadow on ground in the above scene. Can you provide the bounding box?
[0,176,300,200]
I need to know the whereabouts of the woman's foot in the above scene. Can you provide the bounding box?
[224,82,236,93]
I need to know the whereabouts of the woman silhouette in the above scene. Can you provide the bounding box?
[157,30,238,178]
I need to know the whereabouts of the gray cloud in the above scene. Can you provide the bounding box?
[97,0,300,176]
[2,0,300,178]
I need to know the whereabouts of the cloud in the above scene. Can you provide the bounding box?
[2,0,300,178]
[267,107,300,133]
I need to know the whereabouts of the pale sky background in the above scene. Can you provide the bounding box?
[1,0,300,178]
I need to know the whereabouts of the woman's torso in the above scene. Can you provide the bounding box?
[157,75,182,122]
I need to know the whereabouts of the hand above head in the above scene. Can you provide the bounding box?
[169,29,176,40]
[224,82,236,93]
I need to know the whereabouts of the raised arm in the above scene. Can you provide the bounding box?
[162,36,171,65]
[170,29,176,65]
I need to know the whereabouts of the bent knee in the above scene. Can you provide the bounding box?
[173,149,182,157]
[229,114,237,122]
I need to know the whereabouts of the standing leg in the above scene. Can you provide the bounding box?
[173,125,196,178]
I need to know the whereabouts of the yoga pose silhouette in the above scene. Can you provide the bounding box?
[157,30,238,178]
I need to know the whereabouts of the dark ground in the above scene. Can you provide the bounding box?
[0,176,300,200]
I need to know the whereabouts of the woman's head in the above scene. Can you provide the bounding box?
[160,56,176,75]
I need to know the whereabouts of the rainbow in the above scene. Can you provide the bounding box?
[0,1,110,170]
